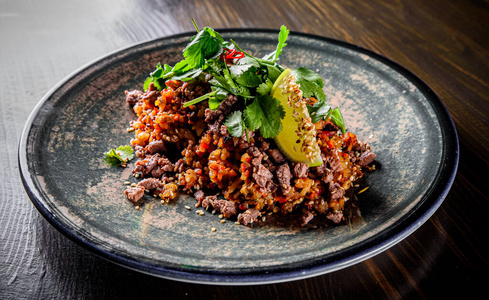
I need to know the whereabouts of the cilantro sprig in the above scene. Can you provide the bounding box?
[144,21,346,138]
[104,145,134,167]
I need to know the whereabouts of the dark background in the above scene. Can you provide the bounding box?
[1,0,488,299]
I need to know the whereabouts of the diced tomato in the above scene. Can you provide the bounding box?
[277,196,288,204]
[327,139,335,150]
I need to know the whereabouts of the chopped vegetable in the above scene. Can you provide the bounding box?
[104,145,134,166]
[145,20,346,144]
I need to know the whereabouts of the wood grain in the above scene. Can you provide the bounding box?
[1,0,488,298]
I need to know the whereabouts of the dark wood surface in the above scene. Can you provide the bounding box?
[1,0,488,298]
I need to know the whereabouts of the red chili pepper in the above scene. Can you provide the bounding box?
[277,196,288,204]
[324,130,337,137]
[327,139,335,150]
[223,48,245,63]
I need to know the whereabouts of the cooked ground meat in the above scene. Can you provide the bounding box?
[124,78,376,227]
[293,163,309,178]
[194,190,205,202]
[124,186,145,203]
[138,178,164,190]
[268,149,285,163]
[326,211,343,224]
[329,181,344,200]
[238,209,261,225]
[146,140,168,154]
[300,211,315,226]
[358,151,377,167]
[125,90,142,106]
[276,163,292,194]
[212,200,238,218]
[253,165,273,189]
[204,94,238,123]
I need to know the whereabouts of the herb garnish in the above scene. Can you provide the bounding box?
[145,21,346,137]
[104,145,134,167]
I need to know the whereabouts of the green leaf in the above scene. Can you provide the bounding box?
[256,79,273,96]
[208,97,222,110]
[236,66,262,88]
[330,107,346,134]
[144,63,172,91]
[104,145,134,166]
[229,56,260,77]
[172,59,191,75]
[307,101,331,123]
[292,67,326,102]
[273,25,289,62]
[183,27,223,69]
[243,99,263,132]
[208,86,228,109]
[266,64,282,83]
[172,68,202,81]
[225,111,245,137]
[243,95,285,138]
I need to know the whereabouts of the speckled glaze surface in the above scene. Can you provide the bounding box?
[19,30,458,284]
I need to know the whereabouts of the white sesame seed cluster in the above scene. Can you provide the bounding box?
[281,74,320,162]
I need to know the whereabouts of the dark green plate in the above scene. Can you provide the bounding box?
[18,29,459,285]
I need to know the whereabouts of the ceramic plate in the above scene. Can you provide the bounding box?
[19,29,459,285]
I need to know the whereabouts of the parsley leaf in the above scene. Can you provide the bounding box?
[236,66,263,88]
[208,86,228,109]
[244,95,285,138]
[229,56,260,77]
[307,101,331,124]
[104,145,134,166]
[225,111,246,137]
[256,79,273,96]
[330,107,346,134]
[144,63,172,91]
[172,68,202,81]
[183,27,224,70]
[292,67,326,102]
[307,103,346,134]
[266,64,283,82]
[273,25,290,62]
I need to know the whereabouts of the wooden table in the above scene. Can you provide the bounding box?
[1,0,488,298]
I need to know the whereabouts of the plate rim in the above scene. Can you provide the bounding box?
[18,28,459,285]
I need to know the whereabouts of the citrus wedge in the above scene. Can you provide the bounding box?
[272,69,323,167]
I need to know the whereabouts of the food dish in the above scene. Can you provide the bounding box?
[121,26,377,228]
[18,29,459,284]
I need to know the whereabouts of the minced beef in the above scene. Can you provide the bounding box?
[123,76,376,228]
[276,163,292,194]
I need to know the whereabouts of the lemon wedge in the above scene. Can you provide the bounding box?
[272,69,323,167]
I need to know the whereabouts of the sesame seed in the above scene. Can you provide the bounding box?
[124,181,131,185]
[135,206,140,210]
[184,205,191,210]
[130,183,137,187]
[211,227,216,232]
[220,219,226,224]
[358,187,369,194]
